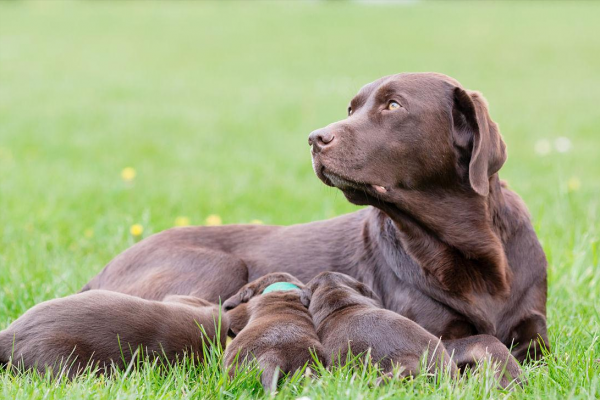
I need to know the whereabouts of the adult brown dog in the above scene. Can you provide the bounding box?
[0,291,227,377]
[82,73,548,369]
[223,273,326,390]
[305,271,458,378]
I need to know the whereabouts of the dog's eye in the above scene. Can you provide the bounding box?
[387,101,401,111]
[348,106,353,116]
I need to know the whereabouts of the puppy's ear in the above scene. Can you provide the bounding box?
[452,88,507,196]
[240,288,255,303]
[223,288,254,311]
[300,288,312,308]
[354,281,381,304]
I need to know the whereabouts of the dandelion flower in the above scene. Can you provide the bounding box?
[205,214,222,226]
[84,228,94,238]
[250,219,263,225]
[130,223,144,237]
[555,137,572,153]
[121,167,137,182]
[534,139,551,156]
[175,216,191,227]
[567,177,581,192]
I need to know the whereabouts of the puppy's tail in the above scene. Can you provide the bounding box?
[259,360,282,392]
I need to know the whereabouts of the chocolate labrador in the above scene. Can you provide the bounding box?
[223,273,326,390]
[82,73,548,374]
[305,271,458,378]
[0,290,227,377]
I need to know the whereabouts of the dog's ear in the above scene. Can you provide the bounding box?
[223,288,254,311]
[300,288,312,308]
[452,88,507,196]
[240,288,255,303]
[353,281,381,304]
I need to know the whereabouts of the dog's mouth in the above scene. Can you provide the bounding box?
[319,167,388,195]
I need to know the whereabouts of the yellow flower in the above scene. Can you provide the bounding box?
[567,177,581,192]
[84,228,94,238]
[250,219,263,225]
[130,223,144,237]
[121,167,137,182]
[205,214,222,226]
[175,216,191,227]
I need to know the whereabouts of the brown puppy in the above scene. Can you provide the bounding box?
[0,290,228,377]
[305,271,457,378]
[223,273,326,390]
[222,272,304,335]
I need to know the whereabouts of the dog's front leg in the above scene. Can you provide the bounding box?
[443,334,523,389]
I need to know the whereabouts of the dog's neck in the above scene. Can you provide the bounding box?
[378,174,516,298]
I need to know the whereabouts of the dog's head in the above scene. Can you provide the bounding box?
[309,72,506,205]
[303,271,382,317]
[222,272,306,336]
[222,272,304,311]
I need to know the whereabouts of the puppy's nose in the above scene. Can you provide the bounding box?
[308,129,335,153]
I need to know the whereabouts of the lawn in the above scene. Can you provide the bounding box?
[1,1,599,399]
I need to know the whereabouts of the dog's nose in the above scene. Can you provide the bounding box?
[308,129,335,153]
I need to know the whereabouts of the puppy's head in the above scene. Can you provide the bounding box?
[222,272,304,311]
[222,272,305,335]
[303,271,381,312]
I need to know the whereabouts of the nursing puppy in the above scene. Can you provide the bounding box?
[222,272,303,335]
[305,271,457,378]
[0,290,227,377]
[223,273,326,390]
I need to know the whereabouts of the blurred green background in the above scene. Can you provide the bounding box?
[0,1,599,398]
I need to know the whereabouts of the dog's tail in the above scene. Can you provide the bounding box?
[259,363,281,392]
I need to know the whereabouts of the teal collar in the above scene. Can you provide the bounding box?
[262,282,300,294]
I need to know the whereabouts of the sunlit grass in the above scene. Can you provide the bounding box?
[1,1,599,399]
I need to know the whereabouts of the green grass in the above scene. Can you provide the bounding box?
[1,1,599,398]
